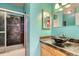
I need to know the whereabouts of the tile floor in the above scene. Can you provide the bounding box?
[0,48,25,56]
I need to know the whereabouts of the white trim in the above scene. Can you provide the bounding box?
[0,8,25,15]
[24,15,27,55]
[4,12,7,51]
[0,8,27,55]
[0,31,5,33]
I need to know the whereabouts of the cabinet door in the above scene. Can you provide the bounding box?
[40,43,66,56]
[41,43,54,56]
[41,46,52,56]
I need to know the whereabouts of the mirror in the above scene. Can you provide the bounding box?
[53,3,78,27]
[63,4,75,26]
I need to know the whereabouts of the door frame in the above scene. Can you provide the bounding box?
[0,8,27,55]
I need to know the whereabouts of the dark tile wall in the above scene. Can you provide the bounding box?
[7,15,23,46]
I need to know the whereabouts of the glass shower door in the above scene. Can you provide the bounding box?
[0,11,24,54]
[6,15,21,46]
[0,11,6,53]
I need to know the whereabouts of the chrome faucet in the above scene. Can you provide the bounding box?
[59,34,65,38]
[62,34,65,38]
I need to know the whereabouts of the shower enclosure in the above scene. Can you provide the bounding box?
[0,9,25,53]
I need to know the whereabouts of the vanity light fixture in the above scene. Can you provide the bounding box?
[55,3,60,9]
[59,8,63,11]
[54,3,71,12]
[67,11,72,14]
[55,3,66,11]
[62,3,67,5]
[65,4,71,8]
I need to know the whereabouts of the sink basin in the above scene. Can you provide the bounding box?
[54,38,67,43]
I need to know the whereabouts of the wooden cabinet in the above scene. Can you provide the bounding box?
[40,43,67,56]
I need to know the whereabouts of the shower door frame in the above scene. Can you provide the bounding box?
[0,8,26,54]
[0,11,6,53]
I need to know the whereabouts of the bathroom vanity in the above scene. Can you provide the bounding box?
[40,37,79,56]
[42,3,79,56]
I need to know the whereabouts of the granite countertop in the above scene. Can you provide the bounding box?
[40,38,79,56]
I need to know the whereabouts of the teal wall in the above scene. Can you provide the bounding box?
[29,4,40,56]
[0,3,23,12]
[40,4,55,36]
[24,3,30,56]
[26,3,55,56]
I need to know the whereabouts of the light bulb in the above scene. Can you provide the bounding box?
[55,3,60,9]
[62,3,67,5]
[67,11,72,14]
[65,4,71,8]
[59,8,63,11]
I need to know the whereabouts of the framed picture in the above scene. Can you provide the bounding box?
[42,9,51,30]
